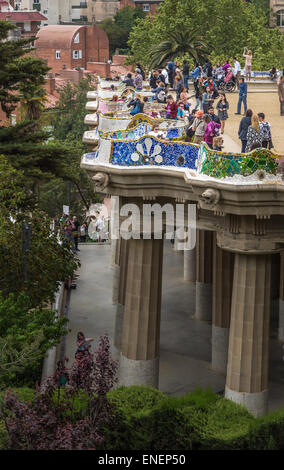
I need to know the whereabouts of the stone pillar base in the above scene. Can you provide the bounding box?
[114,303,124,351]
[225,386,268,417]
[184,247,196,282]
[279,299,284,341]
[195,281,212,321]
[118,354,159,388]
[112,264,120,304]
[212,325,229,374]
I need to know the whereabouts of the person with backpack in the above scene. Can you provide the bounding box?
[238,109,253,153]
[258,113,273,149]
[203,59,213,78]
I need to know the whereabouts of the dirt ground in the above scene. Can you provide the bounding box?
[216,92,284,155]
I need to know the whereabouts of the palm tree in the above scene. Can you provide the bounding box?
[148,30,212,69]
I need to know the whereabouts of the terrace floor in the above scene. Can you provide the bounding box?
[65,242,284,413]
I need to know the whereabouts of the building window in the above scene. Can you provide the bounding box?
[143,4,150,12]
[74,33,80,43]
[277,10,284,27]
[73,50,82,59]
[56,50,61,59]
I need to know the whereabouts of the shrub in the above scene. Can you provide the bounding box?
[247,410,284,450]
[0,335,118,450]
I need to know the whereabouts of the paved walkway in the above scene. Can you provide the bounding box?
[66,242,284,412]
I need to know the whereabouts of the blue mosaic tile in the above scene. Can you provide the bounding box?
[110,136,199,168]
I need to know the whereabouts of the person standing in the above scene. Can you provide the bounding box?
[238,109,253,153]
[243,47,253,81]
[175,74,184,100]
[193,112,208,145]
[258,113,273,149]
[245,114,264,153]
[203,86,214,114]
[75,332,94,360]
[80,223,87,243]
[216,93,229,134]
[134,68,143,91]
[192,64,202,95]
[235,77,247,115]
[278,75,284,116]
[233,57,241,89]
[167,61,175,89]
[182,60,190,91]
[72,215,80,252]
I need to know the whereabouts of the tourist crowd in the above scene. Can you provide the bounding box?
[119,51,279,154]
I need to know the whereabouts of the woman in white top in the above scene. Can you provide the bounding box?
[243,47,253,81]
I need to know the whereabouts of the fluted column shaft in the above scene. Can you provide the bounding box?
[279,252,284,340]
[195,229,213,321]
[112,237,121,305]
[212,243,234,373]
[119,237,164,388]
[114,238,129,350]
[225,253,271,416]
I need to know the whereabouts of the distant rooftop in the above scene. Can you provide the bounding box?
[0,10,47,21]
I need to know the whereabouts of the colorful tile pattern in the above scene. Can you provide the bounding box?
[110,136,199,168]
[198,144,279,178]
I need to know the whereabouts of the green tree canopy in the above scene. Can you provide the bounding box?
[128,0,284,70]
[0,20,49,119]
[101,6,145,56]
[0,156,79,307]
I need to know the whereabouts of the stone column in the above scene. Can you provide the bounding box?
[119,237,164,388]
[195,229,213,322]
[279,252,284,341]
[212,242,234,373]
[270,253,280,321]
[184,246,196,282]
[114,238,129,351]
[111,237,121,305]
[225,253,271,416]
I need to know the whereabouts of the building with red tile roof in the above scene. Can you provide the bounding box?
[35,24,109,74]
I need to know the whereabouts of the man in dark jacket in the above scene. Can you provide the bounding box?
[208,106,221,124]
[238,109,253,153]
[183,60,190,90]
[122,73,134,88]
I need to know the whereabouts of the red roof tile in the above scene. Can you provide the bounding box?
[0,11,47,21]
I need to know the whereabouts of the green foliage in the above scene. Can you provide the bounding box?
[0,293,67,387]
[128,0,284,70]
[47,76,101,214]
[148,30,212,69]
[0,209,79,307]
[2,385,284,450]
[0,20,49,118]
[100,386,284,450]
[101,6,145,57]
[0,155,35,211]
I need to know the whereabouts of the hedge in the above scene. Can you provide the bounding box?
[1,386,284,450]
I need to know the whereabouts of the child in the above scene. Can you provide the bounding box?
[213,136,224,151]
